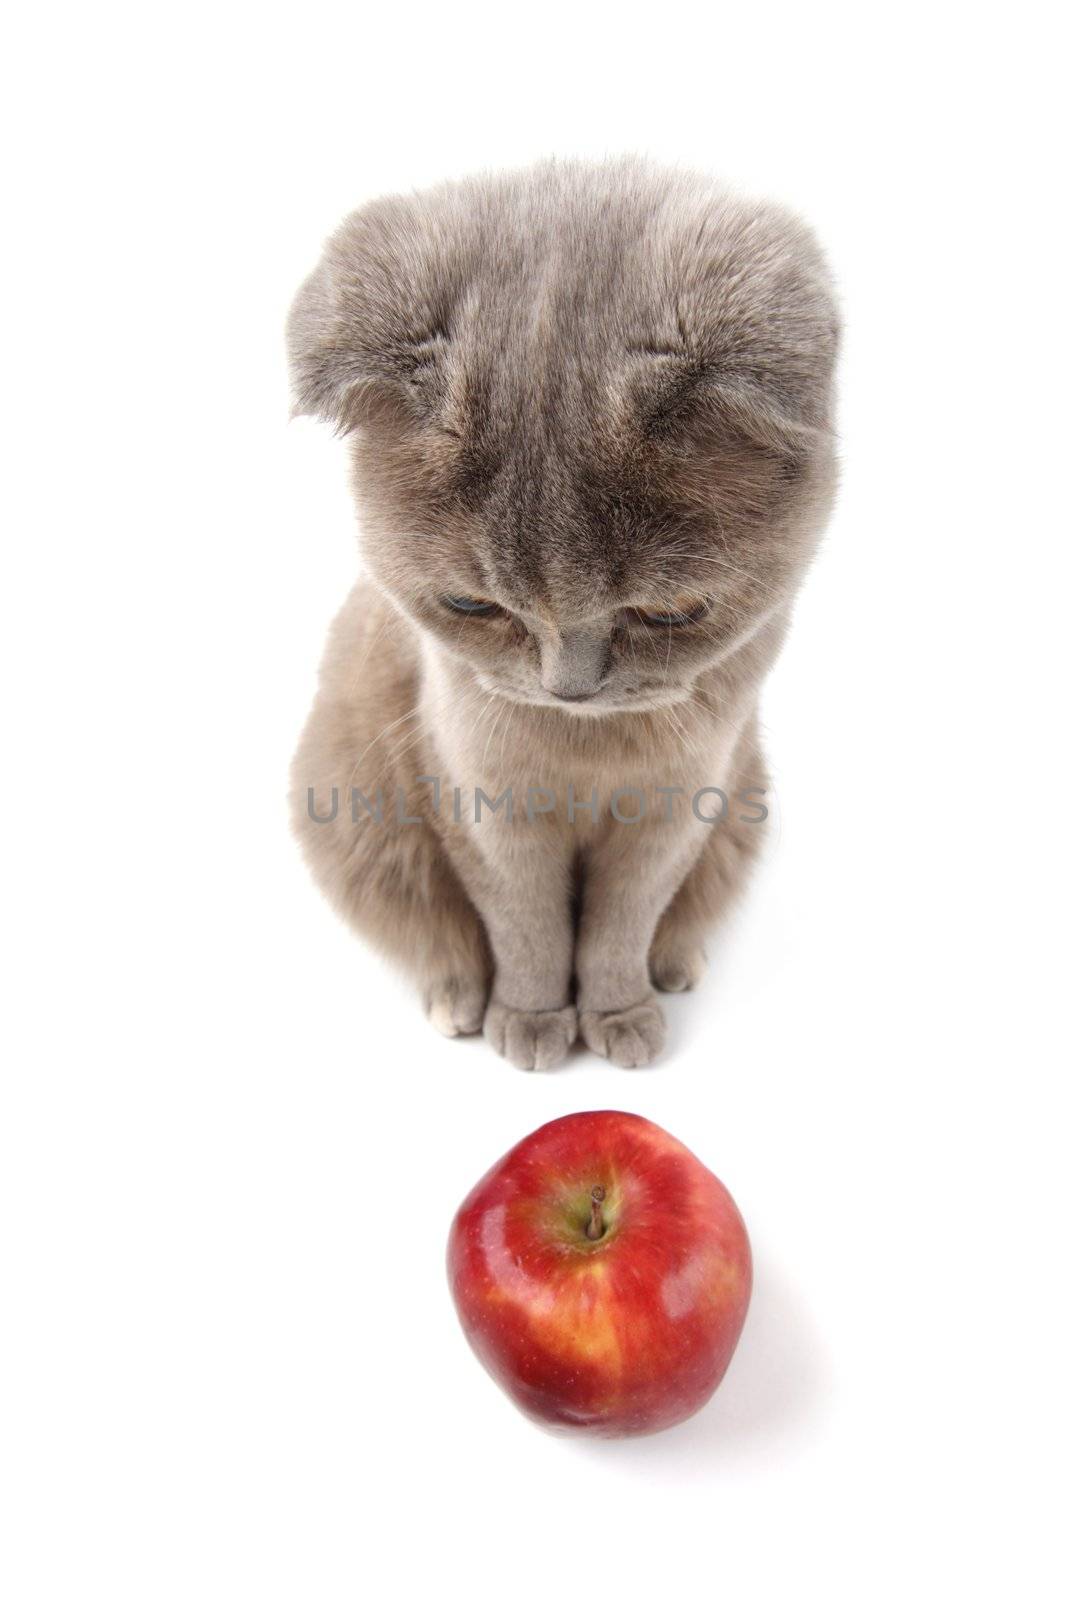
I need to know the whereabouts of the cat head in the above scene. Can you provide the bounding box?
[288,159,840,714]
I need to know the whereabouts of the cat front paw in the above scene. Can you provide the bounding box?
[580,999,666,1068]
[484,1000,579,1071]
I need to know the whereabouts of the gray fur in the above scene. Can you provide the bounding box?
[288,158,839,1068]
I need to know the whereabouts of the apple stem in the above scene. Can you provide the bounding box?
[586,1185,606,1241]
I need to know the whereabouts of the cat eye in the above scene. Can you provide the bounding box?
[628,597,709,628]
[442,594,505,618]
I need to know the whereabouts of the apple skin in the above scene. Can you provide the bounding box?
[447,1110,752,1438]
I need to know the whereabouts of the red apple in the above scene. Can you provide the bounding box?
[447,1110,752,1438]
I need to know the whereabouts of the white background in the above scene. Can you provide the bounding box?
[3,3,1064,1596]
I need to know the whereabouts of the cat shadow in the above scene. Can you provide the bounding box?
[558,1256,826,1474]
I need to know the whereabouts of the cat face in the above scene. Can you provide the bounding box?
[349,410,832,717]
[289,160,839,713]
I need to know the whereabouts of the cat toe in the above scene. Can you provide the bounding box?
[580,999,666,1068]
[484,1000,578,1070]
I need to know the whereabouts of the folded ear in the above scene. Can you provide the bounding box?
[286,262,383,431]
[707,381,831,456]
[630,201,840,465]
[286,197,457,435]
[629,346,835,464]
[621,348,836,531]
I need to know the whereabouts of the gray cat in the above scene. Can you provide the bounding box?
[288,158,839,1068]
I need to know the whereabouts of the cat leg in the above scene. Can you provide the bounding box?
[435,802,579,1071]
[300,791,492,1034]
[468,837,579,1072]
[650,734,770,991]
[291,661,493,1037]
[648,808,764,991]
[575,821,705,1068]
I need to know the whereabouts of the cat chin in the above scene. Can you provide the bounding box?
[474,678,693,718]
[475,682,615,716]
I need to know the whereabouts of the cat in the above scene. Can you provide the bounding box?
[288,157,839,1069]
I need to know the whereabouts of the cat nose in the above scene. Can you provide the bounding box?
[550,686,597,702]
[540,629,610,701]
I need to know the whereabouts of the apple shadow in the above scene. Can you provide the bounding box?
[559,1256,828,1475]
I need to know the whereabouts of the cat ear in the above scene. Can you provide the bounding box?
[622,352,835,529]
[698,380,829,457]
[287,201,455,436]
[630,352,831,463]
